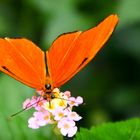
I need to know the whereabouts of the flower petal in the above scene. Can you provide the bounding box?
[28,117,39,129]
[68,126,77,137]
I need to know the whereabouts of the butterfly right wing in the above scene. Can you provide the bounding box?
[46,31,81,88]
[0,38,46,90]
[47,15,118,88]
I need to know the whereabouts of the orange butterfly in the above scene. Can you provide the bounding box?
[0,15,118,100]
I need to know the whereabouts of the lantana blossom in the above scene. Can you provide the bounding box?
[58,118,78,137]
[23,88,83,137]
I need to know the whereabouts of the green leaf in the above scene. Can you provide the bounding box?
[75,118,140,140]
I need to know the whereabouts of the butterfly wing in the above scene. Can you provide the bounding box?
[47,14,118,88]
[0,38,46,90]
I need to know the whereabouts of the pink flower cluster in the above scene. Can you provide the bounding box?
[23,88,83,137]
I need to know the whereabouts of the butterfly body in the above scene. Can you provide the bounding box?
[43,82,53,100]
[0,15,118,101]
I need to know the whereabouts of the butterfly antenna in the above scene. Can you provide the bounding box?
[10,108,27,118]
[56,97,84,105]
[9,98,44,119]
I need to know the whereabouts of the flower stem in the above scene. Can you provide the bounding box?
[54,125,64,140]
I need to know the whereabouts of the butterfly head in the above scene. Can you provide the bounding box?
[45,84,51,90]
[42,82,56,100]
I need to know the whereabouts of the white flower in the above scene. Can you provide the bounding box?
[67,111,82,121]
[58,118,78,137]
[24,88,83,137]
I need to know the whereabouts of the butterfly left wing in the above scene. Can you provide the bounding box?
[47,14,119,88]
[0,38,46,90]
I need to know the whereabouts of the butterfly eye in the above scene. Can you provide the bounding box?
[50,93,55,99]
[43,94,47,100]
[45,84,51,90]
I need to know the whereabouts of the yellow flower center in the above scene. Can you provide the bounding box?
[64,123,70,129]
[44,116,49,120]
[58,112,64,117]
[42,89,67,112]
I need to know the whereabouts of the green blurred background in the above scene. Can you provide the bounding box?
[0,0,140,139]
